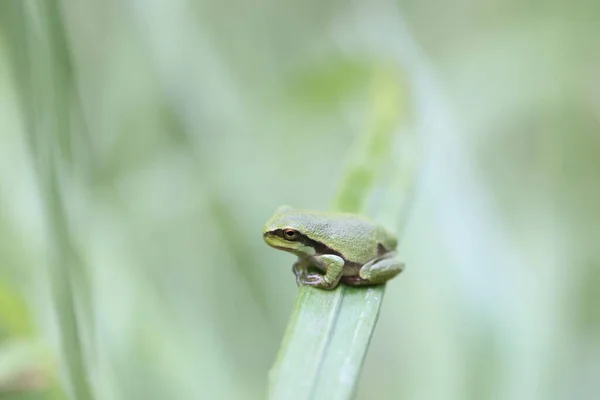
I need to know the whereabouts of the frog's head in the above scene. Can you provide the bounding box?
[262,205,318,257]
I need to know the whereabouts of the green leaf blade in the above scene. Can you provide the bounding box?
[269,64,412,400]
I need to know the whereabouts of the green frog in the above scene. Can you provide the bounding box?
[263,206,404,290]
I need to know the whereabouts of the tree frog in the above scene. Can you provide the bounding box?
[263,205,404,290]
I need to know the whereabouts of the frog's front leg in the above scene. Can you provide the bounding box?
[292,258,311,286]
[357,253,404,285]
[301,254,345,290]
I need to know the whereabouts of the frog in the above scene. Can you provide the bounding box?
[262,205,404,290]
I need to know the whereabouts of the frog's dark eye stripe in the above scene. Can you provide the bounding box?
[268,228,344,259]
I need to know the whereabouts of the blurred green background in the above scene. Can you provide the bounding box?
[1,0,599,399]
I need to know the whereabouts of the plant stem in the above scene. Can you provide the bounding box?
[269,65,412,400]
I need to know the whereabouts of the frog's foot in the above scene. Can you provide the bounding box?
[292,259,310,286]
[300,254,345,290]
[301,273,337,290]
[358,257,404,285]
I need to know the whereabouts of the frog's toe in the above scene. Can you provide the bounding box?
[301,273,324,285]
[301,273,339,289]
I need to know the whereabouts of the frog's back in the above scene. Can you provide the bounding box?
[298,211,397,264]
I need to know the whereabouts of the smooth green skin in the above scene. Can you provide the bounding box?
[263,206,404,290]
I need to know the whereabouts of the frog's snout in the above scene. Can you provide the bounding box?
[263,231,276,245]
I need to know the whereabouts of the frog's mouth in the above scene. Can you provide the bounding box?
[263,232,301,253]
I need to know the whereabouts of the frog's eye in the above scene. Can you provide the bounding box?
[283,228,299,240]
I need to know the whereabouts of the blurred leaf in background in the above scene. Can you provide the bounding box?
[0,0,599,399]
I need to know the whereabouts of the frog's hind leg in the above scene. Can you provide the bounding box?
[358,256,404,285]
